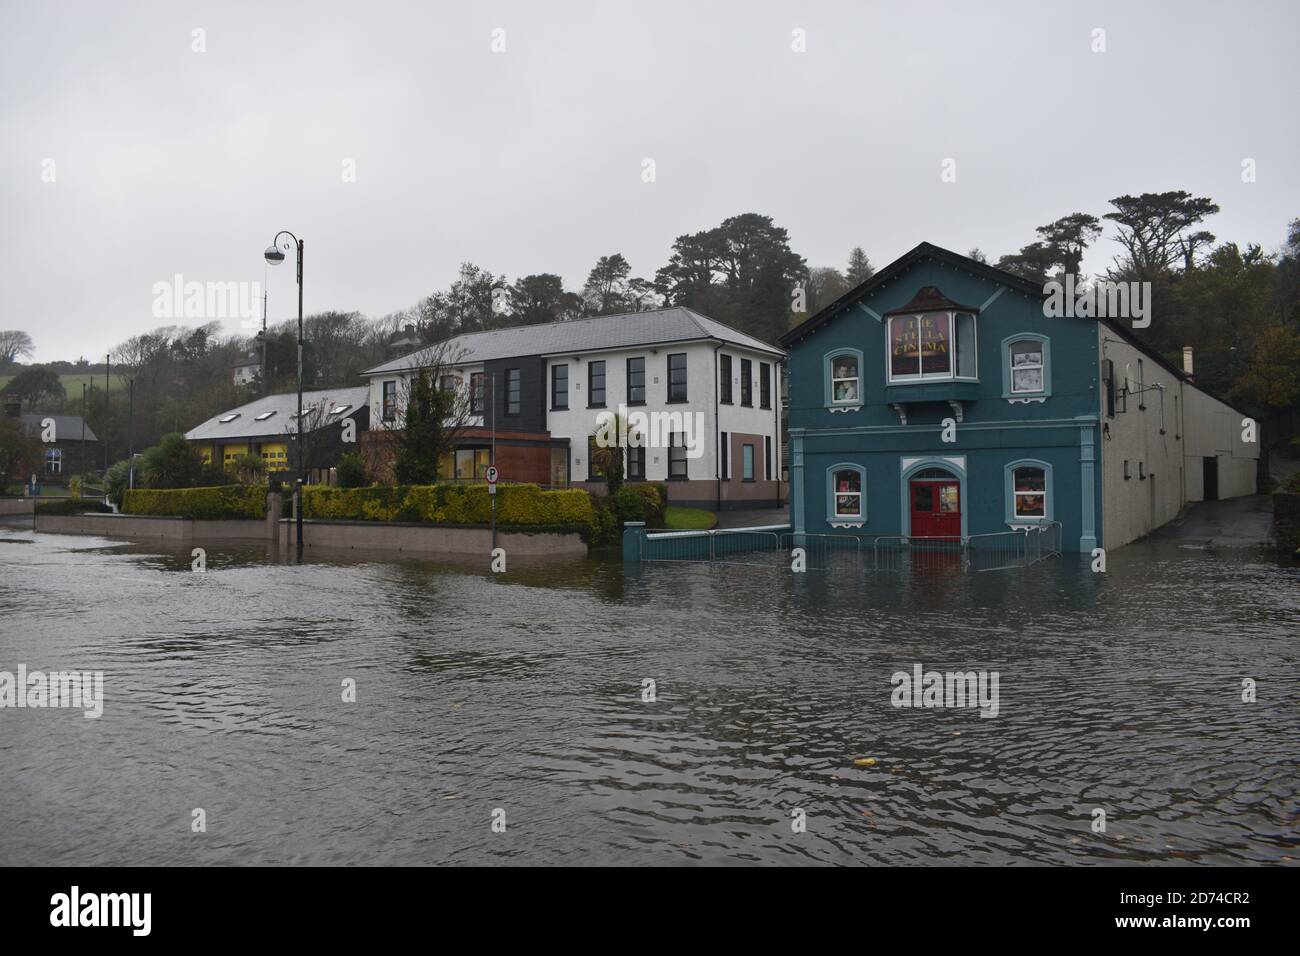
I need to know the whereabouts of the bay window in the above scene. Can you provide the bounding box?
[887,311,977,383]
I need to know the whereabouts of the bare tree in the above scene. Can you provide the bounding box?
[0,330,34,364]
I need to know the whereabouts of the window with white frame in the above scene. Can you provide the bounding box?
[829,465,865,523]
[1005,461,1051,523]
[829,352,860,404]
[887,311,977,382]
[45,447,62,474]
[1003,334,1050,399]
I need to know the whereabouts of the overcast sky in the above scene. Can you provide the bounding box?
[2,0,1297,361]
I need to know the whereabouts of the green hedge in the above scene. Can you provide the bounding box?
[35,498,114,516]
[303,483,596,534]
[123,486,266,520]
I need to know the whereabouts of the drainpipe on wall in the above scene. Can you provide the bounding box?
[713,344,722,513]
[774,359,783,508]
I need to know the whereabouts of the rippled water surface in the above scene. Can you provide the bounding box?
[1,524,1296,865]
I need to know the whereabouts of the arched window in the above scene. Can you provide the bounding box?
[824,349,863,410]
[1004,459,1053,524]
[1001,333,1051,401]
[826,463,866,526]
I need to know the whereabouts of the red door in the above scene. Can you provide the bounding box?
[910,480,961,538]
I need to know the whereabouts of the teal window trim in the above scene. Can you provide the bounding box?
[1004,458,1054,525]
[826,462,866,527]
[1001,333,1051,402]
[824,347,864,411]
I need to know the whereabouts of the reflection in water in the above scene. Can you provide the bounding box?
[0,528,1296,865]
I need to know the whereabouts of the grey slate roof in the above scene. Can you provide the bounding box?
[19,413,97,443]
[361,306,784,376]
[184,386,369,442]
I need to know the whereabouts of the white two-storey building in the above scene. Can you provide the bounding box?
[359,307,785,509]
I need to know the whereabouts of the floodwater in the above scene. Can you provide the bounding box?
[0,520,1296,866]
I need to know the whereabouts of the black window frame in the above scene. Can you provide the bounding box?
[740,358,752,406]
[668,431,688,479]
[667,353,687,403]
[588,360,606,408]
[626,356,646,406]
[764,435,771,480]
[506,368,520,417]
[551,363,568,411]
[626,440,645,480]
[720,430,728,479]
[470,372,485,415]
[382,380,397,422]
[760,362,771,409]
[719,354,733,404]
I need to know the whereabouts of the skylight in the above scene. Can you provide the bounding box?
[218,413,240,423]
[329,404,351,416]
[254,410,277,421]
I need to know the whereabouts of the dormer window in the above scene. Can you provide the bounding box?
[884,287,978,384]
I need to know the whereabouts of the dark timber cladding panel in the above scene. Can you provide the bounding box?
[484,356,546,433]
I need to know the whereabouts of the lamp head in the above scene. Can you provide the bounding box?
[264,244,286,266]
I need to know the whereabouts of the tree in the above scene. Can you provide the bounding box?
[804,267,850,314]
[1035,213,1103,277]
[229,453,267,486]
[582,254,632,315]
[336,452,369,488]
[0,416,41,492]
[996,242,1059,285]
[2,365,65,410]
[846,247,874,284]
[0,331,34,364]
[139,433,208,489]
[1104,191,1220,279]
[508,274,581,325]
[656,213,806,343]
[386,343,473,484]
[418,262,504,340]
[967,248,988,264]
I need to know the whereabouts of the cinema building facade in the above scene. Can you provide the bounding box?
[780,243,1257,553]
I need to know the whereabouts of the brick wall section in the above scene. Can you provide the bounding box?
[360,427,562,486]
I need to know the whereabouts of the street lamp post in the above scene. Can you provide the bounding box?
[265,231,305,560]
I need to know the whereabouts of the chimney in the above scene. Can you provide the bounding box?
[3,398,19,418]
[1182,346,1194,379]
[404,324,415,335]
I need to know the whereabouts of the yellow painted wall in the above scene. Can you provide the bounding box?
[221,444,250,467]
[260,442,289,469]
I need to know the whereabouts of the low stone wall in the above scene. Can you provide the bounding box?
[35,513,270,541]
[0,498,36,515]
[1274,493,1300,554]
[279,518,586,556]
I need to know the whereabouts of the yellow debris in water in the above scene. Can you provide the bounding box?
[853,757,877,767]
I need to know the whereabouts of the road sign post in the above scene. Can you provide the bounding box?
[487,466,499,550]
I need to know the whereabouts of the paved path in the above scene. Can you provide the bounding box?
[714,506,790,529]
[1147,495,1274,548]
